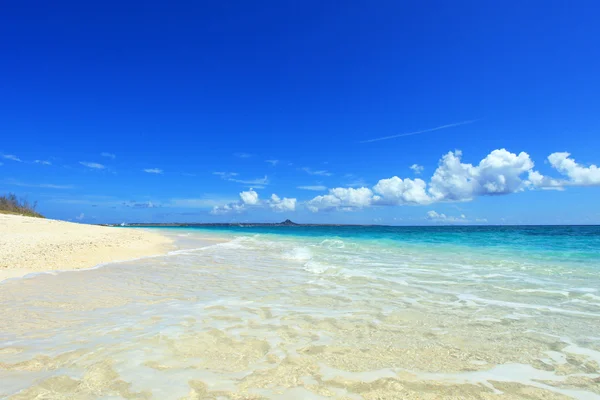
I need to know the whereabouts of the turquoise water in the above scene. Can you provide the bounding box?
[2,225,600,399]
[156,224,600,265]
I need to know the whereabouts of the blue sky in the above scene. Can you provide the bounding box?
[1,1,599,225]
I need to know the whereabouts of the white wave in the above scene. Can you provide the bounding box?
[303,261,333,274]
[282,247,313,261]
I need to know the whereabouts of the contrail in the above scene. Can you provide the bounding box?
[360,119,478,143]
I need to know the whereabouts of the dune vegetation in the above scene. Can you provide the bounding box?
[0,193,44,218]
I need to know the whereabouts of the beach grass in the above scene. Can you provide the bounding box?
[0,193,44,218]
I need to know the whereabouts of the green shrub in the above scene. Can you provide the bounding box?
[0,193,44,218]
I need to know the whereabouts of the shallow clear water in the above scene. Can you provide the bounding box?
[1,226,600,399]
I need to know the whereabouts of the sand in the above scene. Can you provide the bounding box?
[0,214,173,281]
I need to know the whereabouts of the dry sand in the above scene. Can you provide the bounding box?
[0,214,173,281]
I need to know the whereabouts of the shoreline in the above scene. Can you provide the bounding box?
[0,214,177,282]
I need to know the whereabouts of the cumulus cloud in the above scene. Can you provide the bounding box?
[75,213,85,221]
[211,189,260,214]
[410,164,424,174]
[268,194,296,212]
[143,168,163,174]
[307,187,375,212]
[373,177,431,205]
[80,162,105,169]
[101,152,116,159]
[307,148,545,212]
[211,189,296,214]
[2,154,22,162]
[547,152,600,186]
[34,160,52,165]
[428,149,535,201]
[301,167,333,176]
[240,189,259,205]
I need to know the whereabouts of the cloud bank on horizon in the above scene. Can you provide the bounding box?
[210,148,600,215]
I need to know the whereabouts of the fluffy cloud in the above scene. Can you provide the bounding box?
[307,187,375,212]
[428,149,534,202]
[269,194,296,212]
[410,164,424,174]
[373,177,431,205]
[240,189,259,205]
[211,189,296,214]
[307,148,541,212]
[547,152,600,186]
[80,162,105,169]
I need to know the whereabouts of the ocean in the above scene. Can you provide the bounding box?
[1,225,600,399]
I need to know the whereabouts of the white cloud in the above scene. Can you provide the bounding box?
[297,185,327,191]
[101,152,116,159]
[269,194,297,212]
[76,213,85,221]
[143,168,163,174]
[301,167,333,176]
[428,149,534,202]
[410,164,424,174]
[211,189,296,215]
[210,203,246,215]
[547,152,600,186]
[211,189,259,214]
[307,148,540,212]
[240,189,259,205]
[426,210,467,223]
[34,160,52,165]
[266,159,279,166]
[2,154,22,162]
[80,162,105,169]
[307,187,375,212]
[373,177,431,205]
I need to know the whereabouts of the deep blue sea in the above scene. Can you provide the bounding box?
[2,225,599,399]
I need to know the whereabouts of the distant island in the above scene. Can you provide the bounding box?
[101,220,375,227]
[102,219,304,227]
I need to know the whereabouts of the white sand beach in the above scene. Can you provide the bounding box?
[0,214,173,281]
